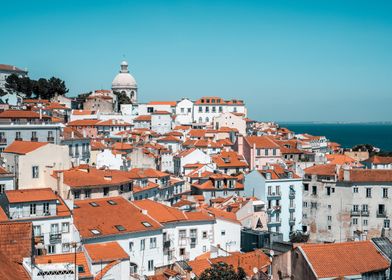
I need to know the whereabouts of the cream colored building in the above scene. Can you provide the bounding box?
[1,141,71,190]
[213,112,246,135]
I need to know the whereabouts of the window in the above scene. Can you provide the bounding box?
[219,106,223,112]
[90,229,101,235]
[366,188,372,198]
[303,184,309,191]
[150,237,157,249]
[190,229,197,248]
[0,184,5,194]
[202,231,208,239]
[265,149,269,156]
[353,205,359,212]
[179,248,185,256]
[203,245,207,252]
[363,219,368,226]
[31,131,37,140]
[103,187,109,196]
[15,131,21,139]
[353,187,358,193]
[43,202,49,214]
[62,243,70,253]
[148,260,154,271]
[74,190,81,199]
[179,229,186,239]
[198,106,202,112]
[221,230,226,236]
[115,225,126,232]
[303,202,308,208]
[272,149,276,156]
[326,187,331,196]
[378,204,386,216]
[362,204,368,212]
[32,166,39,178]
[84,189,91,198]
[62,222,69,233]
[140,239,145,251]
[327,215,332,221]
[51,224,59,234]
[48,245,56,254]
[328,225,332,230]
[383,188,388,198]
[353,218,358,225]
[33,225,41,236]
[142,222,152,227]
[312,186,317,195]
[311,202,317,209]
[328,205,332,209]
[384,219,390,228]
[129,241,134,251]
[30,203,36,215]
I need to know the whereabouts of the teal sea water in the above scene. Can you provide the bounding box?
[279,123,392,152]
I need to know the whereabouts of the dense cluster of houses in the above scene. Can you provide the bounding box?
[0,62,392,280]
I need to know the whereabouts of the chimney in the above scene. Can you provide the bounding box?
[56,171,64,196]
[141,209,148,215]
[343,169,350,181]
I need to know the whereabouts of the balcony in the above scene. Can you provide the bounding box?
[31,137,38,142]
[289,192,295,199]
[289,218,296,226]
[267,192,281,200]
[350,210,361,217]
[15,137,22,141]
[49,233,62,244]
[361,210,370,217]
[267,219,282,227]
[47,137,55,143]
[0,138,6,145]
[377,211,387,218]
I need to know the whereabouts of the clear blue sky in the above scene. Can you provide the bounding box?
[1,0,391,122]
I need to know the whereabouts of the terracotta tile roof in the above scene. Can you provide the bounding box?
[205,207,240,224]
[5,188,58,203]
[46,102,69,110]
[134,199,214,223]
[0,166,12,175]
[133,181,159,193]
[176,147,198,158]
[128,168,169,179]
[0,64,27,73]
[344,169,392,183]
[147,101,177,106]
[299,241,389,278]
[365,155,392,164]
[188,250,270,277]
[134,115,151,121]
[35,252,92,278]
[0,109,51,119]
[245,136,280,149]
[85,242,129,263]
[212,151,248,168]
[173,125,191,131]
[158,135,181,143]
[0,222,32,262]
[304,164,337,176]
[73,197,162,239]
[63,127,85,139]
[95,260,121,280]
[3,140,48,155]
[67,119,100,126]
[326,154,357,165]
[112,142,133,150]
[258,164,300,180]
[91,141,106,150]
[54,167,134,188]
[0,252,30,280]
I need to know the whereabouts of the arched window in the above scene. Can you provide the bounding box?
[205,117,209,123]
[198,117,202,123]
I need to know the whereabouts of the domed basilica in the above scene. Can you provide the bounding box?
[111,61,138,104]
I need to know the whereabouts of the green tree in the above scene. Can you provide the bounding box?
[114,91,131,111]
[47,76,69,98]
[199,262,246,280]
[0,88,7,97]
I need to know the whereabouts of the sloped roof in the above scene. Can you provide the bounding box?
[6,188,57,203]
[304,164,337,176]
[73,197,162,239]
[85,242,129,263]
[3,140,48,155]
[0,222,32,262]
[299,241,389,278]
[245,136,280,149]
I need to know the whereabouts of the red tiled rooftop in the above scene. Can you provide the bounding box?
[3,140,48,155]
[85,242,129,263]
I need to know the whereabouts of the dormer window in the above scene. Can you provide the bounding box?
[89,202,99,207]
[115,225,126,231]
[90,229,101,235]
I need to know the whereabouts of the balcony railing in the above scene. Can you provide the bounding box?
[351,210,361,217]
[31,137,38,142]
[377,211,387,218]
[49,233,62,244]
[15,137,22,141]
[0,138,6,144]
[47,137,55,143]
[267,192,281,200]
[361,210,370,217]
[289,218,296,225]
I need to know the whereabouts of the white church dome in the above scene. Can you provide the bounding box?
[112,61,137,89]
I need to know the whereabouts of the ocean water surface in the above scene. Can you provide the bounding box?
[279,123,392,152]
